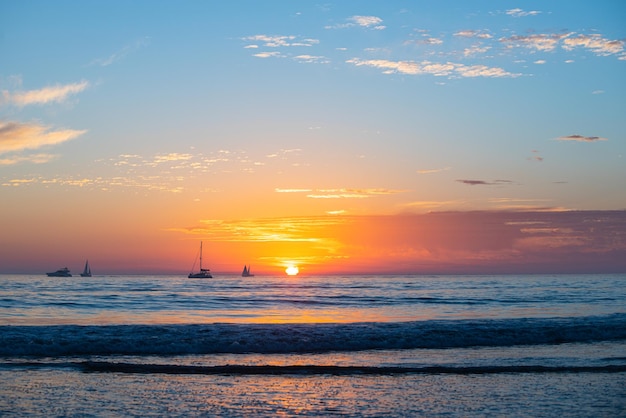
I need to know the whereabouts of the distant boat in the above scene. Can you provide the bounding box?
[80,260,92,277]
[46,267,72,277]
[242,265,254,277]
[188,241,212,278]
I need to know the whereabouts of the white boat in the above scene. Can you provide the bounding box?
[242,265,254,277]
[80,260,92,277]
[46,267,72,277]
[188,242,212,278]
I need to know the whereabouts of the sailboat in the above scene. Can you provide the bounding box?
[188,241,212,278]
[80,260,92,277]
[242,265,254,277]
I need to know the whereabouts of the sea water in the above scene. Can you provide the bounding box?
[1,274,625,416]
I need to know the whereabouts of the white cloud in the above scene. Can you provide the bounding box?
[463,45,491,57]
[562,34,624,56]
[243,35,318,48]
[89,37,150,67]
[454,30,492,39]
[293,55,329,64]
[500,33,572,51]
[2,80,89,107]
[347,58,520,78]
[506,8,541,17]
[253,51,282,59]
[350,15,385,29]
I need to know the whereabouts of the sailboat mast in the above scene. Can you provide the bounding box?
[199,241,203,270]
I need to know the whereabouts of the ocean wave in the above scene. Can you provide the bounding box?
[4,361,626,376]
[1,314,625,357]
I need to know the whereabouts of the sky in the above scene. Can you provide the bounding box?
[1,1,625,275]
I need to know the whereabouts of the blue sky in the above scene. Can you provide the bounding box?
[1,1,625,273]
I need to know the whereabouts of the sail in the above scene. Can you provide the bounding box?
[81,260,92,277]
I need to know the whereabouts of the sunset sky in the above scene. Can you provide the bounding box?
[1,1,625,275]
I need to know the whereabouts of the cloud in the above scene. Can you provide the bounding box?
[349,15,385,30]
[556,135,607,142]
[346,58,520,78]
[243,35,319,48]
[500,32,624,58]
[306,188,407,199]
[500,33,571,51]
[417,167,451,174]
[506,8,542,17]
[0,121,87,155]
[454,30,493,39]
[253,51,283,59]
[463,45,491,57]
[326,15,385,30]
[293,55,329,64]
[275,188,313,193]
[457,179,513,186]
[562,34,624,56]
[2,80,89,107]
[0,153,57,166]
[89,37,150,67]
[412,37,444,46]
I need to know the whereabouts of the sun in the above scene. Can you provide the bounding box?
[285,265,299,276]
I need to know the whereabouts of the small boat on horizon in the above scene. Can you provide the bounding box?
[188,241,212,278]
[242,265,254,277]
[80,260,92,277]
[46,267,72,277]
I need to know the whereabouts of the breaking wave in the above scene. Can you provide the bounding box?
[2,314,625,358]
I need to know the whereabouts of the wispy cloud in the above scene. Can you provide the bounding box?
[0,121,87,155]
[463,45,491,57]
[326,15,385,30]
[243,35,319,48]
[417,167,451,174]
[170,216,345,243]
[350,15,385,29]
[500,33,572,51]
[275,188,313,193]
[500,32,624,58]
[556,135,607,142]
[562,34,624,56]
[2,80,89,107]
[89,37,150,67]
[454,30,492,39]
[293,54,330,64]
[307,188,406,199]
[276,187,406,199]
[0,153,58,166]
[506,8,542,18]
[457,179,514,186]
[346,58,520,78]
[253,51,283,59]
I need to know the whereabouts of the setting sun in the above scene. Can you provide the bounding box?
[285,265,299,276]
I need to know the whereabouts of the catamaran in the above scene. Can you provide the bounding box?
[46,267,72,277]
[242,265,254,277]
[188,241,212,278]
[80,260,92,277]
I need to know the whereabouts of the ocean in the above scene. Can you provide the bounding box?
[1,273,625,417]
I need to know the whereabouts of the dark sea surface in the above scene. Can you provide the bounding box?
[1,273,625,417]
